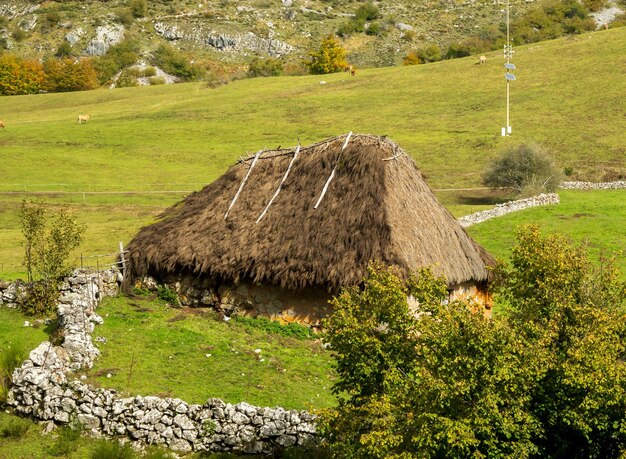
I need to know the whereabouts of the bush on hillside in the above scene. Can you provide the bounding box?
[55,41,73,58]
[152,43,205,81]
[482,143,562,195]
[93,38,140,85]
[247,56,283,77]
[402,51,420,65]
[512,0,595,44]
[115,8,134,27]
[129,0,148,18]
[305,35,347,75]
[415,44,443,63]
[355,2,381,21]
[320,227,626,458]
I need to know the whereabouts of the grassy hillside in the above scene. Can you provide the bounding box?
[0,28,624,277]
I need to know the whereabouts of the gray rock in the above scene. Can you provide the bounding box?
[85,24,125,56]
[277,435,297,447]
[77,413,100,430]
[169,438,192,452]
[173,414,194,430]
[232,411,250,425]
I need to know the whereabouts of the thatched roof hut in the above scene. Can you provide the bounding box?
[125,134,494,293]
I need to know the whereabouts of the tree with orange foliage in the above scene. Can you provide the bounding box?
[43,58,99,93]
[0,54,45,95]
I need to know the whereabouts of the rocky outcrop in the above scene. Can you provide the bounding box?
[85,24,125,56]
[153,22,295,57]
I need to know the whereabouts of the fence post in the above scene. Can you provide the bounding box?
[119,241,126,275]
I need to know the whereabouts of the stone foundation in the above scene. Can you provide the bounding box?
[139,275,333,329]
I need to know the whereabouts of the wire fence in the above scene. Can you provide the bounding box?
[0,244,127,277]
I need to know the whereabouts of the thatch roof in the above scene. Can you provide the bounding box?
[125,134,494,291]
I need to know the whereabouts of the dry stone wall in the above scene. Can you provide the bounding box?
[4,269,318,455]
[560,181,626,190]
[458,193,560,228]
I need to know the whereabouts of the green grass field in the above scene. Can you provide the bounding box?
[0,27,624,279]
[0,308,51,364]
[466,189,626,273]
[83,296,336,411]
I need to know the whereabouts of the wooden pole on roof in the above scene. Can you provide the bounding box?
[314,132,352,209]
[224,149,263,220]
[256,144,301,224]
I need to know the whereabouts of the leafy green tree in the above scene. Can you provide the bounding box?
[19,201,83,316]
[320,265,538,458]
[321,227,626,458]
[493,226,626,458]
[305,35,347,75]
[482,143,562,195]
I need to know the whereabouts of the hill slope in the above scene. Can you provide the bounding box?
[0,27,624,276]
[0,0,546,69]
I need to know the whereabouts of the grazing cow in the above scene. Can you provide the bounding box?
[77,114,91,124]
[344,64,357,76]
[0,120,4,129]
[479,55,487,64]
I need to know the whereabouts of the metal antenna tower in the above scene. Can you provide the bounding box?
[502,0,516,136]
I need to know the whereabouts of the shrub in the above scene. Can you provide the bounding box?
[482,143,562,195]
[402,51,420,65]
[90,439,135,459]
[415,43,442,63]
[401,29,416,42]
[115,8,134,27]
[55,41,73,58]
[116,68,139,87]
[336,18,365,37]
[157,284,179,305]
[355,2,381,21]
[93,38,140,85]
[305,35,347,75]
[149,76,165,85]
[11,28,27,42]
[321,229,626,457]
[247,57,283,77]
[0,416,31,439]
[19,200,84,316]
[365,21,383,36]
[129,0,147,18]
[142,66,156,77]
[152,43,205,81]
